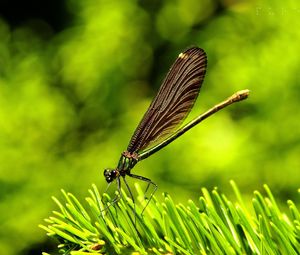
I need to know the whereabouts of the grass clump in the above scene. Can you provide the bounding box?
[40,181,300,254]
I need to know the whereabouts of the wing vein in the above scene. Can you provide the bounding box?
[127,47,207,153]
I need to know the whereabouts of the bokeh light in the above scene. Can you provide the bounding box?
[0,0,300,254]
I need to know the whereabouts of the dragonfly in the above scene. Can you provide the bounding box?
[103,47,249,210]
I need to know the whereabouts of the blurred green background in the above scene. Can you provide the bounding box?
[1,0,300,254]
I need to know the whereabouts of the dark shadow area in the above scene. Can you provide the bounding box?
[0,0,72,32]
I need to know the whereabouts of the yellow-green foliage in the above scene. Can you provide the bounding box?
[0,0,300,254]
[40,182,300,254]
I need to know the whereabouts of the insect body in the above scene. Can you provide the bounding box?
[103,47,249,207]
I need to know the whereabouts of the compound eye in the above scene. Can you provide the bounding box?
[104,169,111,176]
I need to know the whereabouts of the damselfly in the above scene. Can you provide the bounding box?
[103,47,249,210]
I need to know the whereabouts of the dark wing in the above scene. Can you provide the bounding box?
[127,47,207,153]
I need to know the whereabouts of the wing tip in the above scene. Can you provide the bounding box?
[181,46,206,55]
[178,46,207,67]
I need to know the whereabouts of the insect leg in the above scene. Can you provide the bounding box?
[122,176,137,226]
[127,173,158,215]
[101,177,121,213]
